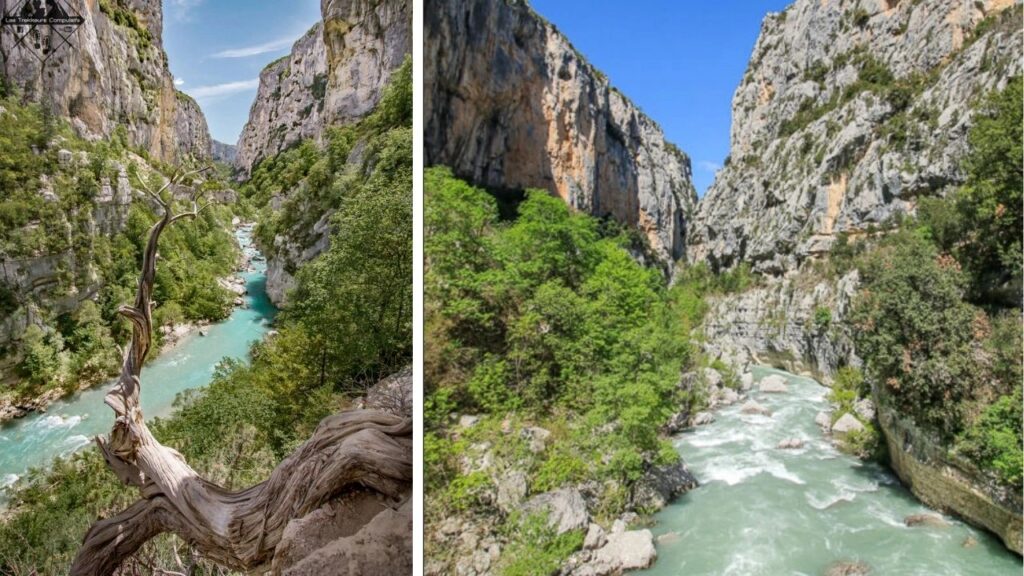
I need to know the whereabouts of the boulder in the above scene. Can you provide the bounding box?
[495,470,528,512]
[759,375,788,393]
[823,560,871,576]
[702,367,723,388]
[831,413,865,435]
[521,426,551,453]
[815,411,832,431]
[520,488,588,535]
[631,460,698,511]
[586,530,657,575]
[458,414,480,428]
[777,438,805,449]
[741,401,772,417]
[904,513,949,528]
[854,398,876,421]
[583,523,606,550]
[714,387,740,406]
[692,411,715,426]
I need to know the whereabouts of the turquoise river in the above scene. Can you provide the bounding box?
[641,367,1023,576]
[0,225,276,496]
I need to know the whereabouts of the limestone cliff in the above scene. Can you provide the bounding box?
[688,0,1021,274]
[0,0,211,163]
[424,0,697,268]
[210,139,238,166]
[238,0,411,306]
[235,0,412,176]
[703,269,860,384]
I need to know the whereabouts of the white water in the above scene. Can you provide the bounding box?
[640,367,1023,576]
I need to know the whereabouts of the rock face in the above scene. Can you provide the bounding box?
[702,269,860,382]
[688,0,1022,274]
[238,0,411,306]
[425,0,698,268]
[235,0,412,175]
[0,0,210,163]
[210,139,238,165]
[876,399,1023,554]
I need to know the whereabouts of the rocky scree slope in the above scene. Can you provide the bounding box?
[0,0,211,163]
[424,0,698,269]
[234,0,412,176]
[687,0,1021,275]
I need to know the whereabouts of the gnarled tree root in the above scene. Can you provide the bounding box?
[68,169,413,575]
[72,412,412,576]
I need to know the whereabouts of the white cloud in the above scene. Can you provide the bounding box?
[697,160,722,174]
[167,0,204,21]
[174,78,185,86]
[211,37,296,59]
[185,79,260,103]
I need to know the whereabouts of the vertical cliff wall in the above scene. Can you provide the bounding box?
[0,0,211,163]
[424,0,697,267]
[688,0,1021,274]
[235,0,411,176]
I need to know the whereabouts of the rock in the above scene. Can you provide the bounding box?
[777,438,805,449]
[458,415,480,428]
[210,140,238,164]
[740,372,755,391]
[759,375,788,393]
[815,411,833,431]
[273,491,412,575]
[631,460,698,511]
[198,328,208,337]
[425,0,697,269]
[495,470,528,513]
[664,410,690,434]
[583,523,606,550]
[521,426,551,453]
[583,530,657,575]
[962,535,978,548]
[854,398,876,421]
[702,368,724,388]
[831,413,865,435]
[904,514,950,528]
[611,519,627,535]
[57,149,73,166]
[688,0,1023,276]
[693,411,715,426]
[520,488,588,535]
[741,401,772,417]
[236,0,411,176]
[823,560,871,576]
[713,386,740,406]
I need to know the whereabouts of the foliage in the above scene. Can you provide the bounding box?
[849,79,1022,484]
[424,168,698,528]
[0,96,239,400]
[0,58,413,573]
[813,306,832,331]
[499,512,585,576]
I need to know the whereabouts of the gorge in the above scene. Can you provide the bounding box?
[424,0,1022,574]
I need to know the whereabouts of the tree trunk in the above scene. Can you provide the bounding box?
[70,170,412,575]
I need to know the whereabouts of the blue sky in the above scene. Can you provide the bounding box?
[530,0,791,195]
[163,0,322,145]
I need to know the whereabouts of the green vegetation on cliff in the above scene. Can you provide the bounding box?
[851,78,1022,489]
[0,53,413,575]
[0,96,237,401]
[424,168,705,573]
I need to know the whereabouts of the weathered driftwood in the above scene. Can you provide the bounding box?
[70,169,412,575]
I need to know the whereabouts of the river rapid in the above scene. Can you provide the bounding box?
[640,367,1023,576]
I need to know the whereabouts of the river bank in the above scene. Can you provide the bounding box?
[0,224,276,497]
[0,222,262,425]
